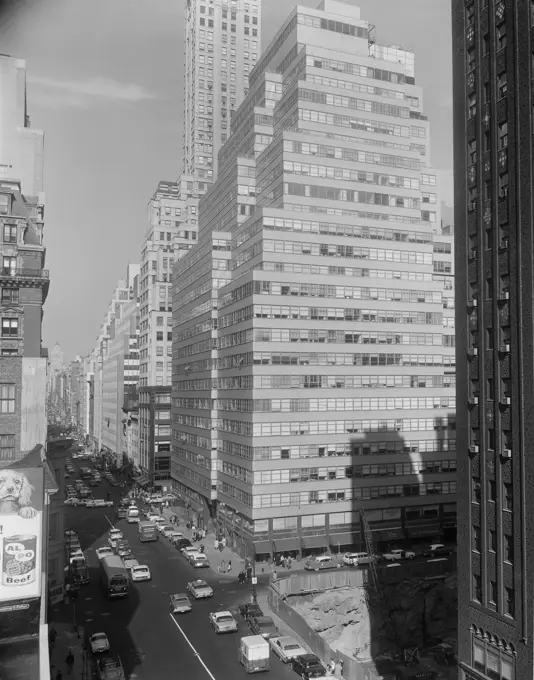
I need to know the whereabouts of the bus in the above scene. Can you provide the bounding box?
[100,555,129,599]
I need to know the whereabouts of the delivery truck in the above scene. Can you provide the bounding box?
[138,520,158,542]
[238,635,270,673]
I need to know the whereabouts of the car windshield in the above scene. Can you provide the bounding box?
[134,567,148,573]
[259,621,273,629]
[92,634,106,642]
[218,615,233,622]
[285,644,300,650]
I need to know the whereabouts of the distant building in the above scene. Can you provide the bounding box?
[0,55,48,463]
[452,1,531,679]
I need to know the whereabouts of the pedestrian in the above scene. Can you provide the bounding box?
[214,539,219,550]
[287,556,292,569]
[219,560,226,573]
[49,626,57,649]
[339,659,344,678]
[65,649,74,674]
[227,560,232,573]
[200,543,205,554]
[272,569,278,581]
[222,537,227,548]
[55,671,63,680]
[328,659,336,675]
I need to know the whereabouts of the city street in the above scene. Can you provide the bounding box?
[60,467,297,680]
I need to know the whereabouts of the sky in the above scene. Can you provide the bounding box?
[0,0,453,362]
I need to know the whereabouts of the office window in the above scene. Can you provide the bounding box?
[472,526,481,552]
[468,139,477,164]
[503,483,513,510]
[2,257,15,275]
[473,573,482,602]
[504,534,514,562]
[167,332,172,341]
[1,288,18,304]
[497,73,508,98]
[497,24,506,50]
[489,580,497,605]
[468,93,476,118]
[488,529,497,552]
[504,587,515,618]
[1,318,18,337]
[498,122,508,149]
[156,332,163,341]
[483,82,490,103]
[0,434,15,459]
[499,172,509,198]
[482,33,489,55]
[3,225,16,243]
[488,479,496,501]
[0,384,15,413]
[472,476,481,503]
[483,130,491,152]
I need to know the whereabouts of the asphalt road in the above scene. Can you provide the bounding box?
[65,461,298,680]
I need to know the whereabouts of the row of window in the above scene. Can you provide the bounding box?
[218,328,447,349]
[178,374,456,391]
[251,481,457,509]
[219,305,443,329]
[284,182,421,209]
[231,439,457,462]
[282,200,435,224]
[298,107,412,140]
[303,72,416,106]
[260,215,432,243]
[261,238,433,265]
[220,280,441,308]
[212,396,457,413]
[282,161,421,190]
[282,139,420,172]
[217,417,455,438]
[250,460,457,486]
[252,261,437,283]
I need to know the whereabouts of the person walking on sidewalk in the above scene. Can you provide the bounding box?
[65,649,75,675]
[227,560,232,573]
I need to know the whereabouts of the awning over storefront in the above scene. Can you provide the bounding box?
[135,475,149,486]
[271,537,300,552]
[329,532,360,547]
[406,524,441,538]
[253,540,271,555]
[373,527,404,542]
[301,535,329,550]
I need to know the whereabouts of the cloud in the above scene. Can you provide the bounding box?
[27,75,158,109]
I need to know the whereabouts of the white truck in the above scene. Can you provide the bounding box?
[238,635,271,674]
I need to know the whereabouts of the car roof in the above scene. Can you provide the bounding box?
[132,564,149,570]
[191,579,208,586]
[301,653,320,662]
[255,616,274,623]
[172,593,189,599]
[214,610,232,617]
[277,636,300,645]
[91,632,107,639]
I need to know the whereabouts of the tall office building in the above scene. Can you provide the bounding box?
[0,55,48,462]
[452,1,532,679]
[182,0,262,184]
[172,0,457,559]
[138,180,197,488]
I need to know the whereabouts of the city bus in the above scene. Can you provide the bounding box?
[100,555,129,599]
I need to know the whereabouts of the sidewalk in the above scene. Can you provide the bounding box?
[159,503,316,577]
[48,609,88,679]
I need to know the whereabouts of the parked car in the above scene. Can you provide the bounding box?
[161,526,176,540]
[269,636,307,663]
[157,523,173,535]
[209,610,238,634]
[189,553,210,569]
[382,549,415,561]
[183,546,199,559]
[173,537,192,551]
[289,653,327,679]
[187,579,213,599]
[248,615,279,640]
[342,552,374,567]
[90,633,110,655]
[304,555,341,572]
[96,546,114,560]
[238,603,263,621]
[170,593,192,614]
[93,499,113,508]
[122,554,139,570]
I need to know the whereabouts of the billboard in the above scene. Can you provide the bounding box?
[0,466,44,602]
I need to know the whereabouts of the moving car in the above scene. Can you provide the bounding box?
[269,636,307,663]
[169,593,192,614]
[160,526,175,539]
[130,565,151,582]
[157,523,173,535]
[289,653,327,679]
[116,507,127,519]
[85,499,97,508]
[145,513,160,523]
[90,632,110,654]
[383,549,415,561]
[209,610,238,633]
[187,579,213,599]
[422,543,450,558]
[96,546,114,560]
[115,541,131,557]
[68,549,85,564]
[189,553,210,568]
[342,551,374,566]
[238,603,264,622]
[304,555,341,572]
[94,499,113,508]
[168,530,184,542]
[248,615,279,640]
[108,529,123,548]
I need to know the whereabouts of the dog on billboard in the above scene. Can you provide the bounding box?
[0,469,38,518]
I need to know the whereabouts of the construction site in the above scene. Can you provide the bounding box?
[269,506,458,680]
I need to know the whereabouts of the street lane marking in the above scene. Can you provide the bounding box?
[104,514,114,528]
[169,614,217,680]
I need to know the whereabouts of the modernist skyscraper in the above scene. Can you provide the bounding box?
[172,0,456,560]
[453,1,533,679]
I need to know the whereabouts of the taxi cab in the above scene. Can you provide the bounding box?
[187,579,214,599]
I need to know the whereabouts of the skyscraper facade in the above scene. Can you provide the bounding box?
[182,0,262,183]
[452,1,532,679]
[172,0,456,559]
